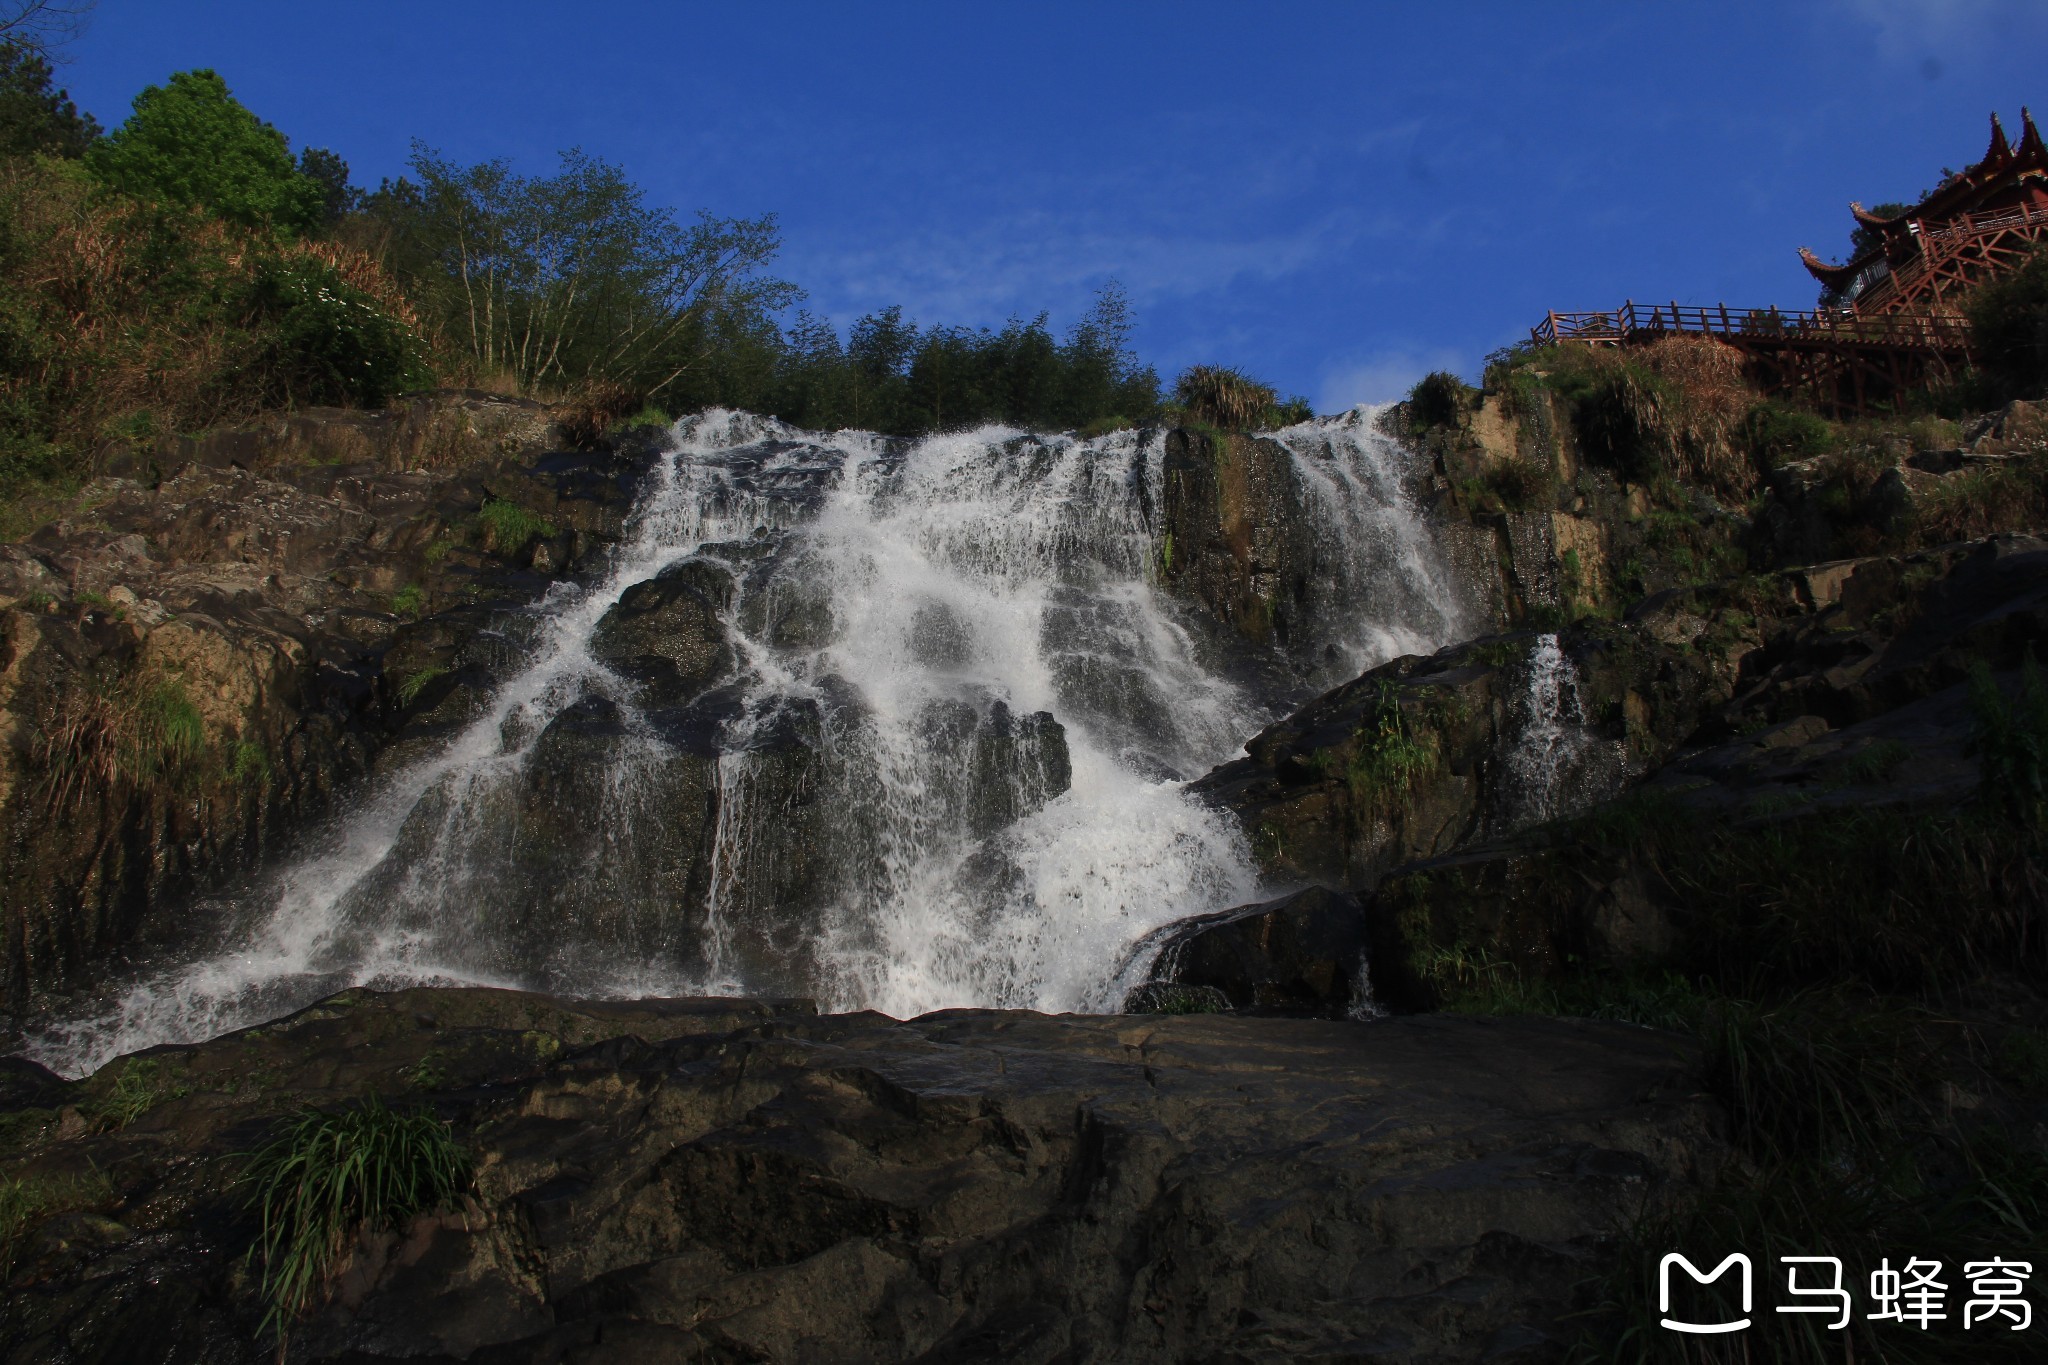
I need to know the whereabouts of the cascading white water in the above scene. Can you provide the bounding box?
[24,406,1467,1076]
[1501,631,1604,827]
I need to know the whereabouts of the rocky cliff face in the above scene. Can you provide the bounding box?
[1,383,2043,1361]
[0,985,1724,1365]
[0,392,660,1010]
[1136,534,2048,1017]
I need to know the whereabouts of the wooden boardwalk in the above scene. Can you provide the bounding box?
[1531,301,1972,418]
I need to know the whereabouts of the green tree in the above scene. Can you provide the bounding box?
[0,39,95,157]
[378,144,795,399]
[86,69,324,233]
[296,145,355,227]
[845,304,916,430]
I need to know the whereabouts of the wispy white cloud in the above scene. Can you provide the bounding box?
[1316,347,1468,414]
[770,107,1426,334]
[1831,0,2008,60]
[792,206,1374,328]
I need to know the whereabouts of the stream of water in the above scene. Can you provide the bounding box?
[26,408,1470,1075]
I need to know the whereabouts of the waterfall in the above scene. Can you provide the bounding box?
[1501,631,1608,827]
[24,406,1467,1076]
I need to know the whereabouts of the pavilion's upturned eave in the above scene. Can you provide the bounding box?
[1798,245,1868,287]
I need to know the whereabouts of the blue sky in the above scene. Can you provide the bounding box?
[55,1,2048,411]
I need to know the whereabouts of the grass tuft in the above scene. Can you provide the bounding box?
[239,1093,472,1340]
[33,674,211,809]
[230,738,272,785]
[91,1055,189,1128]
[475,498,554,555]
[1347,682,1456,818]
[396,666,448,708]
[1172,365,1304,431]
[0,1169,116,1278]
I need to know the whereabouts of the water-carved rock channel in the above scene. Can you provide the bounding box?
[25,409,1475,1075]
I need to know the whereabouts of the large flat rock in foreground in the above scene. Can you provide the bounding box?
[1,989,1723,1364]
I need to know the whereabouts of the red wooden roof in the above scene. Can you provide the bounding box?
[1800,109,2048,284]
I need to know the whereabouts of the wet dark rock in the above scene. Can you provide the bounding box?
[1192,537,2048,902]
[1119,980,1231,1014]
[588,558,734,701]
[1193,621,1707,894]
[497,697,720,981]
[1124,885,1373,1016]
[1158,427,1306,647]
[0,986,1727,1365]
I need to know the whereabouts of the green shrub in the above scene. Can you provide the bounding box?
[228,738,272,785]
[1825,738,1911,787]
[1966,244,2048,402]
[1270,393,1314,426]
[1913,452,2048,547]
[1574,365,1674,483]
[608,404,672,433]
[475,499,553,555]
[1969,654,2048,825]
[1742,400,1834,469]
[402,1052,454,1091]
[1993,1027,2048,1094]
[1407,370,1474,430]
[1480,455,1555,511]
[243,257,430,409]
[389,583,424,620]
[240,1094,472,1339]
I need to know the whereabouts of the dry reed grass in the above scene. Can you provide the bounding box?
[1174,365,1276,431]
[0,159,431,484]
[556,378,643,448]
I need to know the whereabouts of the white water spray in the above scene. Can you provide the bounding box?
[25,406,1465,1075]
[1501,631,1609,827]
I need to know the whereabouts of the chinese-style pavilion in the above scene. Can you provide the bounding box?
[1799,109,2048,316]
[1534,110,2048,416]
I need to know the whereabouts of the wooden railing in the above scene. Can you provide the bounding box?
[1916,200,2048,245]
[1532,300,1972,350]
